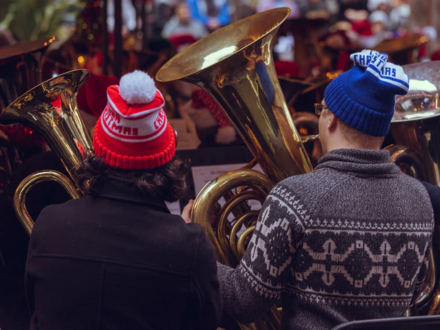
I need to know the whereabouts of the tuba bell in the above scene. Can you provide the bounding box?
[157,8,316,329]
[0,69,93,235]
[385,61,440,315]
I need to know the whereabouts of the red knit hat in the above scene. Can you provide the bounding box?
[191,90,230,128]
[93,70,176,170]
[187,89,237,145]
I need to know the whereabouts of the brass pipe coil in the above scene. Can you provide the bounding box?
[13,170,81,235]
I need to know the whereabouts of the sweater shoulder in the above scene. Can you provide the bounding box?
[394,172,434,219]
[276,167,346,191]
[395,171,431,196]
[271,168,348,213]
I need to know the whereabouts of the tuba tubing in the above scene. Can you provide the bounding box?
[193,167,281,329]
[157,8,313,183]
[387,85,440,316]
[386,144,440,315]
[157,8,440,324]
[0,70,93,235]
[156,8,312,329]
[14,170,81,235]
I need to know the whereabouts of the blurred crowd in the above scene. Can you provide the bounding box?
[1,0,437,156]
[99,0,434,75]
[107,1,417,49]
[1,0,436,155]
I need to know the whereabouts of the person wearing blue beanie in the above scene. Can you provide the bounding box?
[216,49,434,329]
[317,49,410,154]
[323,49,409,138]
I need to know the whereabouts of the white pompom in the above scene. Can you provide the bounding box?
[119,70,157,105]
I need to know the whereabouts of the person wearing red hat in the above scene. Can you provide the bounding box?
[93,70,177,170]
[25,71,222,330]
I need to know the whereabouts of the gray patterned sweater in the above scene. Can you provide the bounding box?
[217,148,434,330]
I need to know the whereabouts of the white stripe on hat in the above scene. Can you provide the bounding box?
[366,66,409,92]
[350,50,388,70]
[101,105,168,143]
[350,49,409,92]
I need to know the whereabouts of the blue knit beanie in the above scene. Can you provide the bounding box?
[324,50,409,137]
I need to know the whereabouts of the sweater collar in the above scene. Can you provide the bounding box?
[314,148,401,176]
[86,179,170,213]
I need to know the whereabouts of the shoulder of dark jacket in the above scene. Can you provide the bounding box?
[420,181,440,227]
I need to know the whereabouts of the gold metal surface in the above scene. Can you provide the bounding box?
[192,169,281,329]
[157,8,313,183]
[14,170,81,236]
[387,61,440,315]
[157,8,314,329]
[0,70,92,234]
[374,35,427,57]
[300,134,319,143]
[192,168,274,266]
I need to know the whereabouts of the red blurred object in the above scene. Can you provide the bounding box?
[0,125,45,146]
[76,139,86,158]
[274,61,300,78]
[431,49,440,61]
[169,34,197,52]
[352,20,372,36]
[191,90,230,127]
[50,95,62,109]
[83,51,104,71]
[96,51,104,67]
[77,72,119,117]
[419,43,427,58]
[320,30,352,71]
[337,52,351,71]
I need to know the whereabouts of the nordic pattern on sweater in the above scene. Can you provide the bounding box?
[217,149,434,329]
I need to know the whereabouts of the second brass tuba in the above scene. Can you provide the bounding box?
[157,8,315,329]
[0,70,93,235]
[385,61,440,315]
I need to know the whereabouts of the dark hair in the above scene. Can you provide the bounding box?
[77,155,190,202]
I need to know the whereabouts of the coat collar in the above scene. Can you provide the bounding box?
[86,179,170,213]
[315,148,401,176]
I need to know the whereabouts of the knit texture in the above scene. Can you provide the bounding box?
[93,73,176,170]
[324,50,409,137]
[93,120,176,170]
[217,149,434,329]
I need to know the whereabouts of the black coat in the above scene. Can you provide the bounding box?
[421,181,440,227]
[25,179,222,330]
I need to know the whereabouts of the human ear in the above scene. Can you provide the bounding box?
[327,112,338,131]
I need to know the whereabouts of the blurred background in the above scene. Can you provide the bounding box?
[0,1,439,329]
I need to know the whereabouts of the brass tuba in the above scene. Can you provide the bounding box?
[0,69,93,235]
[157,8,316,329]
[385,61,440,315]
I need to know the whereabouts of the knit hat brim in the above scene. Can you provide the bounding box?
[324,72,394,137]
[93,119,176,170]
